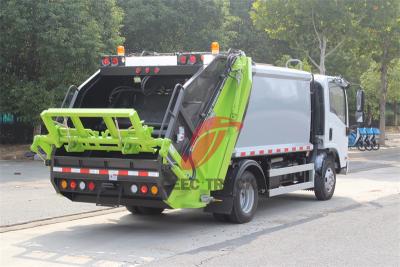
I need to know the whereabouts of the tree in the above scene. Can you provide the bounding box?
[0,0,124,136]
[251,0,355,74]
[388,60,400,126]
[226,0,291,64]
[360,60,400,126]
[118,0,232,53]
[356,0,400,144]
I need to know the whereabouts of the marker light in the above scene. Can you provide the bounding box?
[189,55,196,64]
[154,67,160,74]
[140,185,148,194]
[135,67,142,74]
[130,184,138,194]
[60,179,68,190]
[102,56,110,66]
[70,180,77,190]
[88,181,96,191]
[117,45,125,56]
[111,57,119,66]
[145,67,150,74]
[79,181,86,190]
[179,55,187,64]
[211,41,219,54]
[150,185,158,195]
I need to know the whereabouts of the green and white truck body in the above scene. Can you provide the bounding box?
[31,48,351,223]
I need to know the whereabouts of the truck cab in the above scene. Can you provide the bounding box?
[314,75,349,173]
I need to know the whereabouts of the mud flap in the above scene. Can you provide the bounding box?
[204,195,233,214]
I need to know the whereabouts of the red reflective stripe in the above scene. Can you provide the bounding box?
[292,147,296,151]
[62,167,71,173]
[250,151,255,156]
[306,145,311,150]
[299,146,304,151]
[284,148,289,152]
[118,170,129,176]
[276,148,281,153]
[240,152,246,157]
[268,149,273,154]
[80,168,89,174]
[259,150,265,155]
[138,171,148,177]
[99,169,108,175]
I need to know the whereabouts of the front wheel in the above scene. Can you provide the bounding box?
[227,171,258,223]
[314,156,336,200]
[357,141,366,151]
[126,206,164,215]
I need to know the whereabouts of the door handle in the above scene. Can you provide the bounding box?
[329,128,333,141]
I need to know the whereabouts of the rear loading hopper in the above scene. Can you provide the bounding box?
[31,51,253,209]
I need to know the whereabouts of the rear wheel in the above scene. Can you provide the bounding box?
[126,206,164,215]
[314,156,336,200]
[372,140,380,150]
[365,140,373,151]
[227,171,258,223]
[357,141,366,151]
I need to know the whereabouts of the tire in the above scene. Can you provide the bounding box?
[126,206,164,215]
[365,140,373,151]
[227,171,258,223]
[372,141,380,150]
[314,156,336,200]
[357,142,365,151]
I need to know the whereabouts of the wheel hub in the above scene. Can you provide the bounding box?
[239,181,254,214]
[324,167,335,192]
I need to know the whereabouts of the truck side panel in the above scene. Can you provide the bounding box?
[235,66,312,151]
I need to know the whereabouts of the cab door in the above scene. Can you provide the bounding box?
[327,82,348,169]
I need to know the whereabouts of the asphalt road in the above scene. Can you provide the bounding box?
[0,161,108,227]
[0,148,399,266]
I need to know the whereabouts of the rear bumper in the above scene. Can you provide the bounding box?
[51,155,177,208]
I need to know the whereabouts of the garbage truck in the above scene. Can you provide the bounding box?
[31,43,358,223]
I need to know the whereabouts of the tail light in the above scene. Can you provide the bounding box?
[102,56,110,66]
[79,181,86,190]
[130,184,138,194]
[70,180,77,190]
[135,67,142,74]
[154,67,160,74]
[60,179,68,190]
[150,185,158,195]
[145,67,150,74]
[140,185,148,194]
[88,181,96,191]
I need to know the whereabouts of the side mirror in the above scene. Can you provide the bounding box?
[356,89,364,112]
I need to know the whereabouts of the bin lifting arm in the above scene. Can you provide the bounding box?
[31,108,171,160]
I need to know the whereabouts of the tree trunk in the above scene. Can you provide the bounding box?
[394,101,398,127]
[379,61,389,146]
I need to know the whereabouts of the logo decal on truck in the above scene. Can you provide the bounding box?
[180,116,242,170]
